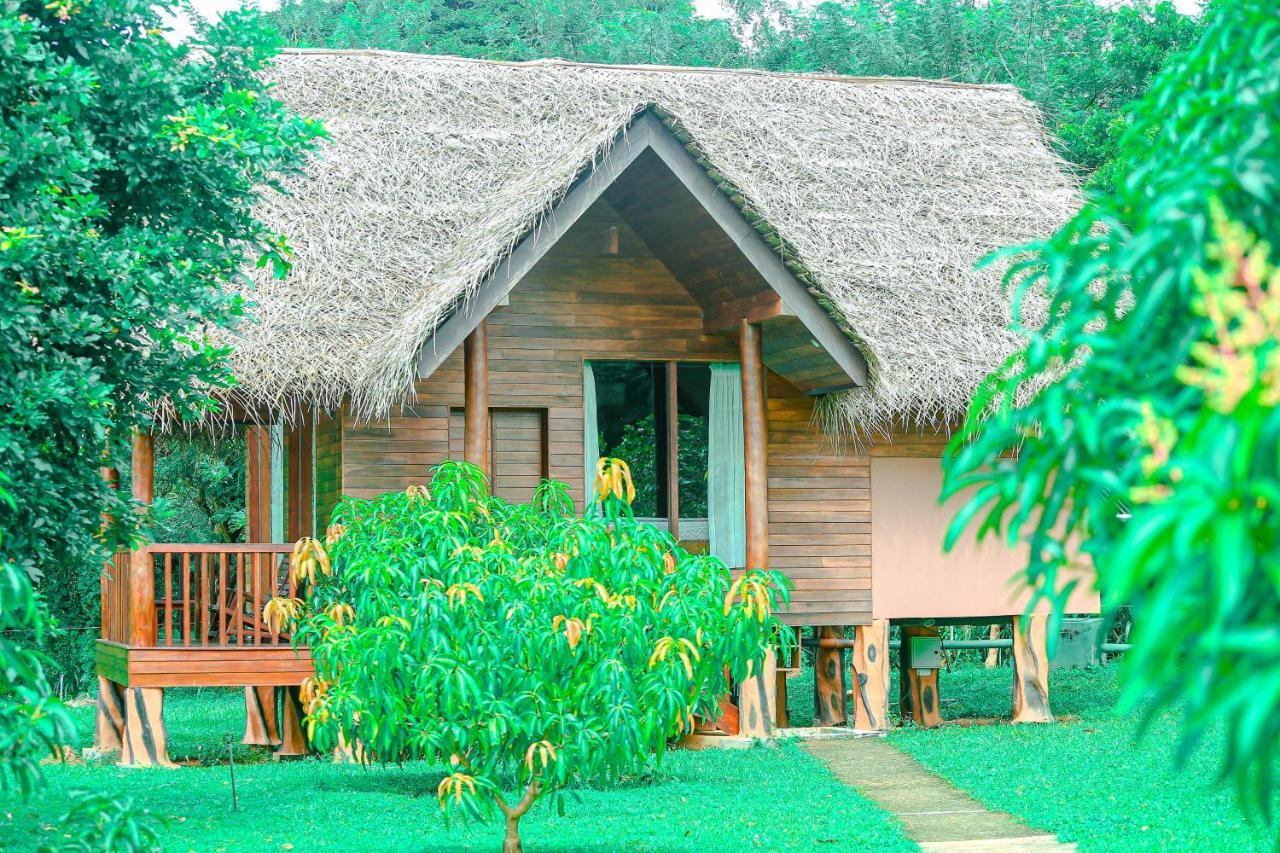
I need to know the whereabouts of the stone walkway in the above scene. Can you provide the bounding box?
[806,737,1075,852]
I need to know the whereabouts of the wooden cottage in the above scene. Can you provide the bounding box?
[96,51,1098,764]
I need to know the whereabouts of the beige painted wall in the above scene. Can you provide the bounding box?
[870,456,1099,620]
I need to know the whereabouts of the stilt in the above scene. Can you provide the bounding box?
[1011,614,1053,723]
[276,686,310,758]
[120,687,174,767]
[333,730,368,764]
[243,686,281,746]
[851,619,890,731]
[815,626,847,726]
[899,626,943,728]
[464,322,490,476]
[738,648,778,739]
[774,669,790,729]
[94,676,126,752]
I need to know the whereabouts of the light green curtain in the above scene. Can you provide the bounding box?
[583,361,599,501]
[708,363,746,568]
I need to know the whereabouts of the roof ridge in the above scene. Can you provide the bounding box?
[276,48,1016,93]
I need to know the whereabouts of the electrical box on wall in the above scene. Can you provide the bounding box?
[908,635,944,670]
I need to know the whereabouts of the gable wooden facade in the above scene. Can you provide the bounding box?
[314,198,971,629]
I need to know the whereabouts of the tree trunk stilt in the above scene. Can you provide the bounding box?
[738,648,777,739]
[1012,614,1053,723]
[899,626,943,728]
[333,730,368,764]
[243,686,281,746]
[851,619,889,731]
[94,676,126,752]
[120,687,175,767]
[815,626,847,726]
[275,686,309,758]
[985,624,1002,668]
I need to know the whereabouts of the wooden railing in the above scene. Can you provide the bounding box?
[101,544,297,648]
[102,548,133,644]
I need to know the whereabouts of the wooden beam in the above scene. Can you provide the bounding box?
[1012,614,1053,723]
[665,361,680,541]
[464,322,490,476]
[740,321,769,572]
[128,430,156,647]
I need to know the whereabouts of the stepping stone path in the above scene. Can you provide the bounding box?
[806,737,1075,852]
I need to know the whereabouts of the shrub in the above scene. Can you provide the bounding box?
[285,460,790,851]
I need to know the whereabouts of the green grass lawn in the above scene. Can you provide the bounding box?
[889,664,1276,852]
[2,689,912,852]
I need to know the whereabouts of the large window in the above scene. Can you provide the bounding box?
[588,360,712,538]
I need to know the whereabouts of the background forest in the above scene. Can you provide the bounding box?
[266,0,1204,187]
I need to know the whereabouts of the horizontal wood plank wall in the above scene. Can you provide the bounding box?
[347,198,738,507]
[766,376,876,626]
[314,410,343,529]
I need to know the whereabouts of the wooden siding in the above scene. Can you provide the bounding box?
[314,410,343,528]
[766,375,875,626]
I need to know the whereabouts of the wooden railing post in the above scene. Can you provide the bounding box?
[128,430,156,647]
[464,321,490,477]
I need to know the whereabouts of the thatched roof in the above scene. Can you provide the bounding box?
[230,49,1077,434]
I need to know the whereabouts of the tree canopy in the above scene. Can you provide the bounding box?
[288,460,789,851]
[0,0,321,793]
[943,0,1280,810]
[266,0,1202,184]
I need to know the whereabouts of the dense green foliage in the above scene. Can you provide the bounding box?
[267,0,1201,183]
[288,460,789,848]
[270,0,743,66]
[0,0,320,794]
[604,413,709,518]
[943,0,1280,811]
[4,690,913,852]
[152,435,248,545]
[893,666,1280,851]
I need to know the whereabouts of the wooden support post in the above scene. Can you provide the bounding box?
[243,428,279,743]
[94,676,126,753]
[664,361,680,541]
[464,322,490,477]
[737,321,776,737]
[276,686,309,758]
[129,430,157,647]
[119,687,174,767]
[851,619,890,731]
[899,625,943,728]
[286,419,314,542]
[739,321,769,573]
[815,626,847,726]
[1012,614,1053,724]
[774,669,790,729]
[244,425,273,543]
[243,685,282,746]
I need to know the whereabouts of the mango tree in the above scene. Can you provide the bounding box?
[280,459,790,851]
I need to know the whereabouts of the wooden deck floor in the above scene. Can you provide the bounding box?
[96,640,313,688]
